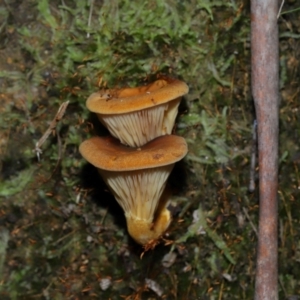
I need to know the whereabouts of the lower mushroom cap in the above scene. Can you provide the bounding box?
[79,135,188,171]
[79,135,188,245]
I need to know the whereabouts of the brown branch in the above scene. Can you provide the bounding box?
[251,1,279,299]
[34,101,69,161]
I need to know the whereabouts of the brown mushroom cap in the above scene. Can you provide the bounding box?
[79,134,188,171]
[86,78,189,115]
[85,78,189,147]
[79,134,188,245]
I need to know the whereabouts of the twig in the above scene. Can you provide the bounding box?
[278,273,288,298]
[56,128,63,161]
[34,101,69,161]
[251,0,279,298]
[277,0,285,19]
[279,190,295,248]
[87,0,94,38]
[52,229,76,246]
[242,207,258,237]
[178,192,201,218]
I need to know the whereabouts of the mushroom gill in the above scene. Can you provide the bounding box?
[99,166,173,245]
[86,77,189,147]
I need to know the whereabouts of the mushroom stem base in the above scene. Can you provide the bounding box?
[126,208,171,245]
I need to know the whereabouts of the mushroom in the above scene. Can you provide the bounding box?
[79,134,188,245]
[86,77,189,147]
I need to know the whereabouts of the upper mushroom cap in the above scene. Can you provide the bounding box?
[86,77,189,115]
[79,135,187,171]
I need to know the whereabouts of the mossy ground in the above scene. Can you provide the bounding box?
[0,0,300,299]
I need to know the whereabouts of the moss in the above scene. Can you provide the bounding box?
[1,0,300,298]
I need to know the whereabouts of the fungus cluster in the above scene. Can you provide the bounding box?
[79,77,188,246]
